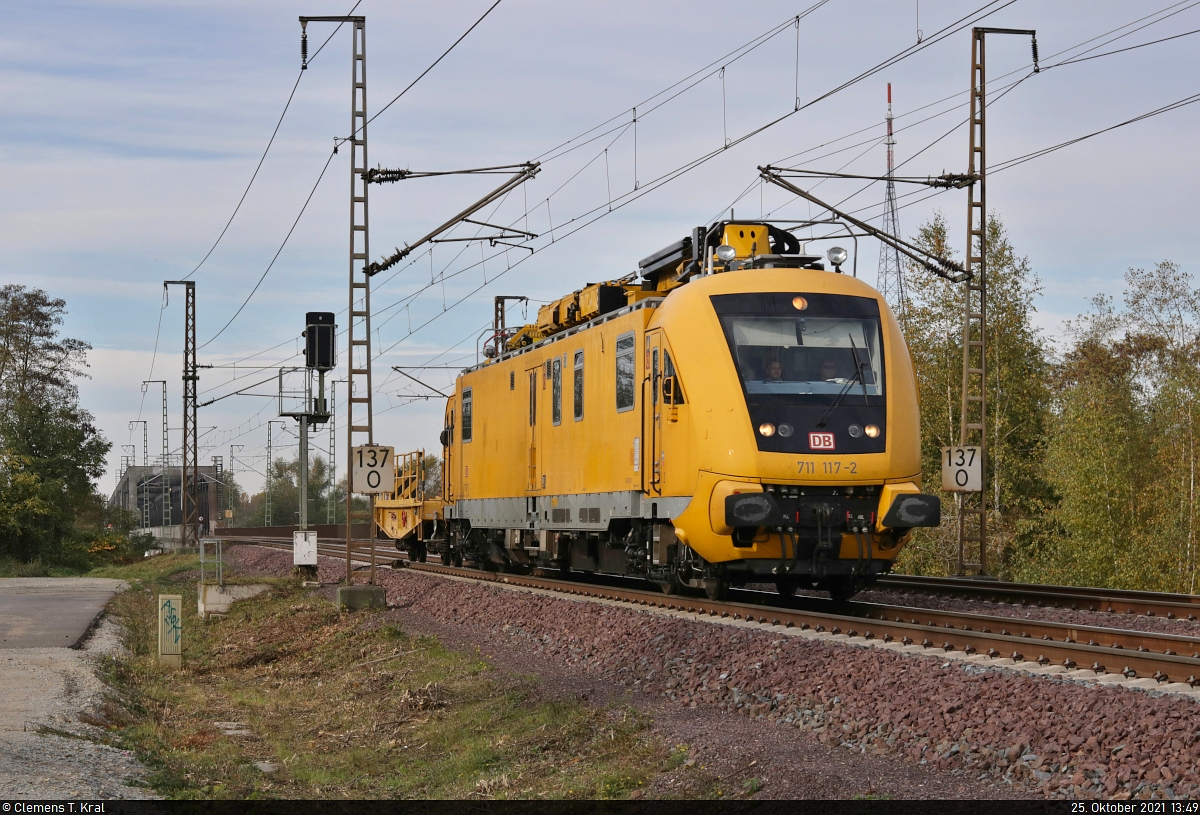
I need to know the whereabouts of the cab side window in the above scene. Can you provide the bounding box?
[663,351,685,404]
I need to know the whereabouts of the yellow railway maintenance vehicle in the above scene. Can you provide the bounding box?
[397,220,940,601]
[374,450,441,561]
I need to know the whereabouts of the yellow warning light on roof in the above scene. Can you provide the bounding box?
[720,223,768,260]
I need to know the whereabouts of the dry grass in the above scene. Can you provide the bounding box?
[93,555,679,799]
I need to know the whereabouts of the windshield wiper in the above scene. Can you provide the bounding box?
[815,335,870,429]
[848,336,871,405]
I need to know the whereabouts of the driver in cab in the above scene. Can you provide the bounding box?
[820,358,842,382]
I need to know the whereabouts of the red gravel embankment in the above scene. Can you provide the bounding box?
[225,545,1200,799]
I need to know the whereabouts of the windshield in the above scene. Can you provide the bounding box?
[720,313,884,397]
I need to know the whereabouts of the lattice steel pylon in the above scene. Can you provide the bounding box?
[130,420,148,529]
[345,17,375,586]
[876,83,907,322]
[265,421,281,526]
[956,27,1037,577]
[212,455,223,527]
[956,31,989,577]
[144,380,169,529]
[328,380,339,525]
[161,384,170,529]
[299,14,373,583]
[165,281,199,550]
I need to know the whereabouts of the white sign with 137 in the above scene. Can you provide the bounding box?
[941,446,982,492]
[352,445,394,494]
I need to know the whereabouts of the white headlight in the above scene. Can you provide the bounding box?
[827,246,849,266]
[716,244,737,262]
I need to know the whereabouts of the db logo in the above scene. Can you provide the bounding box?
[809,432,836,450]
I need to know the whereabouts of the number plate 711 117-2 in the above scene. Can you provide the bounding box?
[797,461,858,475]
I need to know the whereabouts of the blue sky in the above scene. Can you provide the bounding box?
[3,0,1198,498]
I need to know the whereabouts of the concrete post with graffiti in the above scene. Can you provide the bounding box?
[158,594,183,669]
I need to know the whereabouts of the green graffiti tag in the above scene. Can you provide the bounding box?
[161,597,181,646]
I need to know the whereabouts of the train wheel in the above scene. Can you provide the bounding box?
[703,568,729,602]
[775,579,797,598]
[658,580,679,596]
[824,575,856,603]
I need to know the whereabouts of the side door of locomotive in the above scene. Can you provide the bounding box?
[644,330,666,495]
[444,395,457,502]
[644,329,687,498]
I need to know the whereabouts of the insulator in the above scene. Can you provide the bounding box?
[301,32,308,69]
[1031,37,1040,73]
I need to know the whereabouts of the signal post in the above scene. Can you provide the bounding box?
[280,312,336,580]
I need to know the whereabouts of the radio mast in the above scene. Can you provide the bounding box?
[876,83,907,322]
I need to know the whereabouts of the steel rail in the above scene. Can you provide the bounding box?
[218,529,1200,619]
[846,597,1200,658]
[403,561,1200,686]
[878,574,1200,620]
[220,536,1200,685]
[726,586,1200,657]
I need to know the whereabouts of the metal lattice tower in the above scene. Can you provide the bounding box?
[144,380,169,529]
[230,444,243,522]
[119,456,132,504]
[165,281,199,549]
[957,32,989,576]
[159,384,169,528]
[298,13,373,580]
[212,456,224,525]
[130,420,148,529]
[955,27,1036,577]
[141,422,149,528]
[328,381,339,525]
[876,83,906,320]
[265,421,278,526]
[344,17,375,582]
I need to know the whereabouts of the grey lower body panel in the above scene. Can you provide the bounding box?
[448,491,692,531]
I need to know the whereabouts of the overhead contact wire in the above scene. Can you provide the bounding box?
[183,0,360,283]
[199,148,339,350]
[367,0,1021,361]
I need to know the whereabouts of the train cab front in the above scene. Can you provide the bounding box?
[660,247,941,600]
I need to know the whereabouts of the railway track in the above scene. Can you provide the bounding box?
[877,574,1200,620]
[222,534,1200,688]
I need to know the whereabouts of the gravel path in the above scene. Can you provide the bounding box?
[0,614,158,799]
[217,544,1200,800]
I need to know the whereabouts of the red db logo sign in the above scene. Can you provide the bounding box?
[809,432,835,450]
